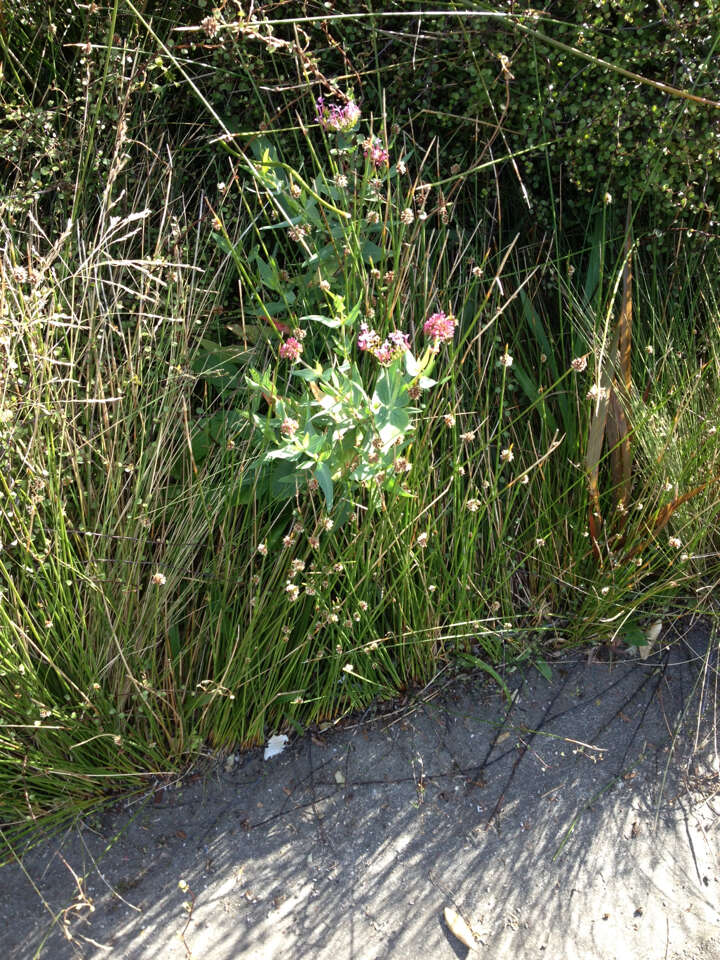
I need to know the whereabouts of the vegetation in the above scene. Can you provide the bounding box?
[1,1,719,850]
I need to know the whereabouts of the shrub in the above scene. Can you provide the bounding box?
[461,0,720,229]
[214,1,720,233]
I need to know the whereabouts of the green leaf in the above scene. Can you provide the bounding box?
[212,232,236,258]
[520,291,559,381]
[621,623,647,647]
[534,658,552,682]
[372,368,405,409]
[250,251,281,292]
[246,368,276,396]
[285,715,306,736]
[245,297,294,316]
[292,364,323,381]
[191,340,249,392]
[361,240,384,264]
[332,497,353,529]
[167,624,182,661]
[315,462,334,510]
[376,406,410,446]
[265,446,301,461]
[301,241,338,269]
[304,434,325,456]
[404,351,421,377]
[300,314,344,328]
[190,428,211,464]
[457,653,513,703]
[346,297,363,325]
[268,462,302,499]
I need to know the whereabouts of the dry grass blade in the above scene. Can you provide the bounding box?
[585,324,618,560]
[623,478,719,562]
[618,201,634,397]
[606,391,632,514]
[607,201,634,517]
[586,205,634,559]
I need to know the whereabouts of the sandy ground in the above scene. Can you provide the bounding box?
[1,626,719,959]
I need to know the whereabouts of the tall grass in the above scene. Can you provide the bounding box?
[2,3,720,848]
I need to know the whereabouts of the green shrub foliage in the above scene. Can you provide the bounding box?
[465,0,720,226]
[6,1,720,232]
[228,1,720,229]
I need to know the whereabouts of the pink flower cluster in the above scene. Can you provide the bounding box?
[316,97,361,133]
[423,311,456,343]
[279,337,303,361]
[280,417,299,438]
[357,323,409,365]
[357,323,380,353]
[363,137,389,168]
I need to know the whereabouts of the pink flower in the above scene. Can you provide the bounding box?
[363,138,389,168]
[387,330,409,351]
[423,311,456,343]
[358,324,410,365]
[357,322,380,352]
[280,417,299,438]
[374,343,394,365]
[279,337,303,361]
[316,97,361,133]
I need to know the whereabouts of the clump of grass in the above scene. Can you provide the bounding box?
[0,83,556,844]
[0,149,227,838]
[3,5,720,852]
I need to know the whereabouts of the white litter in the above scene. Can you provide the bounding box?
[638,619,662,660]
[444,906,476,950]
[264,734,289,760]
